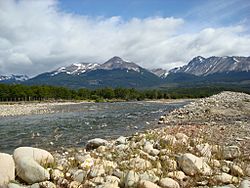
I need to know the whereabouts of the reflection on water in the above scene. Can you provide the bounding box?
[0,101,187,153]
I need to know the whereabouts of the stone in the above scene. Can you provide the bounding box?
[116,144,128,151]
[245,165,250,176]
[143,142,160,156]
[96,146,106,153]
[178,153,212,176]
[56,158,69,171]
[89,165,105,178]
[8,183,29,188]
[138,180,160,188]
[124,170,139,188]
[129,157,152,171]
[162,158,177,171]
[72,169,86,183]
[57,178,69,187]
[222,146,241,160]
[116,136,127,145]
[212,173,238,184]
[30,183,40,188]
[99,183,119,188]
[210,159,221,168]
[139,171,159,183]
[213,185,236,188]
[113,169,125,179]
[196,143,212,158]
[159,177,180,188]
[230,164,244,176]
[69,181,82,188]
[239,180,250,188]
[167,171,187,181]
[0,153,15,188]
[175,133,188,140]
[39,181,56,188]
[51,169,64,181]
[222,165,230,173]
[91,176,105,185]
[105,176,120,187]
[86,138,108,150]
[13,147,54,184]
[161,135,176,146]
[80,157,94,170]
[102,160,117,171]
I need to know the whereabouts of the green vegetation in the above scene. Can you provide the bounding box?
[0,84,249,102]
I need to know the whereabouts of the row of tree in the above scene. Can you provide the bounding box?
[0,84,245,102]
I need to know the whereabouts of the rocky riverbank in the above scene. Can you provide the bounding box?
[0,102,84,117]
[0,91,250,188]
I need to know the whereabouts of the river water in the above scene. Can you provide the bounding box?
[0,101,187,153]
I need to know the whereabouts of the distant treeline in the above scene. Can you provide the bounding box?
[0,84,248,102]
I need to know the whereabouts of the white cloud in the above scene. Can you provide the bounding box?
[0,0,250,76]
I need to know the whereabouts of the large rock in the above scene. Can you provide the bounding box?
[178,153,212,176]
[86,138,108,150]
[13,147,54,184]
[0,153,15,188]
[159,177,180,188]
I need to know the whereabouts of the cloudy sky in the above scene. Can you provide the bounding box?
[0,0,250,76]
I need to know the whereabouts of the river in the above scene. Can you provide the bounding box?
[0,101,188,153]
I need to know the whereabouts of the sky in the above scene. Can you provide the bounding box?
[0,0,250,76]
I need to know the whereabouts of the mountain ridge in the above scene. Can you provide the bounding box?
[169,56,250,76]
[1,56,250,89]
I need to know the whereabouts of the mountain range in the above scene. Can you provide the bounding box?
[1,56,250,89]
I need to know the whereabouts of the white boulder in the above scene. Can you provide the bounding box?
[0,153,15,188]
[178,153,212,176]
[13,147,54,184]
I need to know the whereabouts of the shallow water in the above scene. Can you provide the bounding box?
[0,101,187,153]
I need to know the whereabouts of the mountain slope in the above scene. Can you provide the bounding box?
[26,57,163,89]
[169,56,250,76]
[150,68,168,78]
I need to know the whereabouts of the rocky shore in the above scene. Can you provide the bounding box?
[0,102,81,117]
[0,91,250,188]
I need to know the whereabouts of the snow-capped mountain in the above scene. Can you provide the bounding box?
[51,63,99,76]
[150,68,168,78]
[0,75,29,82]
[50,56,142,76]
[169,56,250,76]
[26,56,162,88]
[101,56,141,72]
